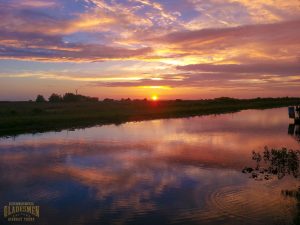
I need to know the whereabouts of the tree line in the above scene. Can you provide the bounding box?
[36,93,98,103]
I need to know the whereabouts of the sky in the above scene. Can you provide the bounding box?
[0,0,300,100]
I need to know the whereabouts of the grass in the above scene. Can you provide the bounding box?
[0,97,299,137]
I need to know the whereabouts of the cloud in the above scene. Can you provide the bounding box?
[177,62,300,76]
[148,19,300,64]
[227,0,300,23]
[1,0,300,98]
[0,1,155,61]
[153,19,300,46]
[0,0,59,9]
[130,0,178,22]
[2,0,298,63]
[0,0,173,61]
[185,0,300,29]
[0,30,152,62]
[0,6,120,36]
[90,72,269,88]
[0,42,152,62]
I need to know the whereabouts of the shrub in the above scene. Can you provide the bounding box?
[49,93,62,103]
[35,95,46,103]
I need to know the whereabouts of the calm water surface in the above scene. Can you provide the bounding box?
[0,107,299,225]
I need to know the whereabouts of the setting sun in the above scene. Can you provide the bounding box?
[151,95,158,101]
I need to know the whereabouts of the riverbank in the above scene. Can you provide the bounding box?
[0,97,299,137]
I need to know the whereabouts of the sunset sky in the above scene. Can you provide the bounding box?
[0,0,299,100]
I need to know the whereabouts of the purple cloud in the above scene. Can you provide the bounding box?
[177,62,300,76]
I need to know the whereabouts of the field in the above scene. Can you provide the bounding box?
[0,97,299,137]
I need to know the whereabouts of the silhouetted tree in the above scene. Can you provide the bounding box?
[35,95,46,103]
[48,93,62,103]
[62,93,98,102]
[63,93,78,102]
[120,98,131,102]
[103,98,114,103]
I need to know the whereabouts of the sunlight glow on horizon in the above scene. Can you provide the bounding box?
[151,95,158,101]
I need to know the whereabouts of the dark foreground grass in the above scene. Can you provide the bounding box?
[0,97,299,137]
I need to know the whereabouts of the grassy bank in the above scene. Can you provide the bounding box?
[0,97,299,137]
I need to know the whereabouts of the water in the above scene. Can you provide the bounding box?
[0,107,299,225]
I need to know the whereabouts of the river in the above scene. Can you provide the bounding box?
[0,107,299,225]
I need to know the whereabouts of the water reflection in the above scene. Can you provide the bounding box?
[289,124,300,143]
[282,188,300,225]
[242,146,300,180]
[243,146,300,225]
[0,108,299,225]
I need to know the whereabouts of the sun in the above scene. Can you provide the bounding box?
[151,95,158,101]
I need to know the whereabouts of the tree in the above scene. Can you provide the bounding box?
[62,93,79,102]
[62,93,98,102]
[35,95,46,103]
[103,98,114,103]
[48,93,62,103]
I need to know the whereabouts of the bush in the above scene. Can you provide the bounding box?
[62,93,98,102]
[49,93,62,103]
[63,93,79,102]
[35,95,46,103]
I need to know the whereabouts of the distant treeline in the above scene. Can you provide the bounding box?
[36,93,152,103]
[34,95,300,104]
[36,95,300,104]
[36,93,99,103]
[2,96,300,137]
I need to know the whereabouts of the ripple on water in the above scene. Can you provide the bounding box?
[206,184,294,224]
[173,182,295,225]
